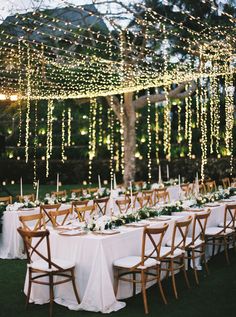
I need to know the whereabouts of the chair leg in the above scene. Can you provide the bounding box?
[191,250,199,285]
[71,268,80,304]
[223,236,230,265]
[212,237,215,257]
[49,274,54,317]
[132,272,136,297]
[141,270,148,314]
[202,245,209,275]
[157,266,167,305]
[113,268,119,296]
[182,256,190,289]
[25,271,32,309]
[170,260,178,299]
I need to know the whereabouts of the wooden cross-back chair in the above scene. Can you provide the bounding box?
[222,177,230,189]
[133,181,144,189]
[87,187,98,195]
[154,188,169,205]
[74,205,95,222]
[205,180,217,192]
[94,197,109,216]
[205,204,236,264]
[180,183,191,197]
[0,195,12,205]
[40,204,61,228]
[185,210,211,284]
[160,216,192,299]
[71,200,89,212]
[70,188,83,196]
[17,194,35,203]
[113,223,169,314]
[19,213,44,232]
[115,198,131,214]
[51,190,67,198]
[17,228,80,317]
[125,192,138,208]
[142,190,154,207]
[48,208,71,228]
[137,196,152,208]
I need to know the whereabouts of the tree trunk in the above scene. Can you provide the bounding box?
[123,92,136,186]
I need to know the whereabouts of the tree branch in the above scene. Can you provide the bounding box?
[133,81,196,110]
[105,95,121,120]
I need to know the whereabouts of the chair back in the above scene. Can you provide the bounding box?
[71,200,89,212]
[142,190,154,206]
[17,227,63,270]
[51,190,67,198]
[205,180,216,192]
[40,204,61,228]
[154,188,169,205]
[87,187,98,195]
[17,194,35,203]
[133,181,144,189]
[137,196,152,208]
[170,216,192,254]
[222,177,230,189]
[0,196,12,204]
[125,192,138,208]
[223,204,236,232]
[19,213,44,231]
[48,208,71,227]
[115,198,131,214]
[191,210,211,244]
[74,205,95,221]
[70,188,83,196]
[180,183,191,197]
[94,197,109,215]
[140,224,169,266]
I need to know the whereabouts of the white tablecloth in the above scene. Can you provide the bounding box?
[24,215,184,313]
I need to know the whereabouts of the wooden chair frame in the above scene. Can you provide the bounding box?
[205,180,217,192]
[87,187,98,195]
[137,196,152,208]
[222,177,230,189]
[17,194,35,203]
[154,188,169,205]
[40,204,61,228]
[160,216,192,299]
[142,190,154,207]
[114,224,169,314]
[125,192,138,208]
[74,205,95,222]
[19,213,44,232]
[48,208,71,227]
[205,204,236,264]
[185,210,211,284]
[0,195,12,204]
[94,197,109,216]
[70,189,83,196]
[17,228,80,317]
[51,190,67,198]
[115,198,131,214]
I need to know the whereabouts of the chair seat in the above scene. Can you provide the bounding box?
[218,221,236,228]
[28,258,75,272]
[160,246,184,258]
[113,256,158,269]
[185,237,204,249]
[205,227,234,236]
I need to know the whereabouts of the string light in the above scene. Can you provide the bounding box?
[33,100,38,185]
[61,109,66,163]
[67,107,71,147]
[46,99,53,177]
[200,80,208,181]
[120,94,125,175]
[25,44,31,163]
[109,96,115,183]
[155,88,160,164]
[147,90,152,183]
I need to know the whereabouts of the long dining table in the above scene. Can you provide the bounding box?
[23,196,236,313]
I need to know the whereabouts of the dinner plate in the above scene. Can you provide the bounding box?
[204,203,220,207]
[58,230,87,236]
[92,229,120,235]
[124,222,149,227]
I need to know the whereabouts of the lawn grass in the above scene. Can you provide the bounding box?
[0,250,236,317]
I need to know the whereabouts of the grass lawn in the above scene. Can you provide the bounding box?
[0,250,236,317]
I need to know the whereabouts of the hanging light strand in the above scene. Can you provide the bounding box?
[67,107,71,147]
[109,96,115,183]
[33,100,38,185]
[147,90,152,183]
[120,94,125,175]
[61,109,66,163]
[155,88,160,164]
[25,44,31,163]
